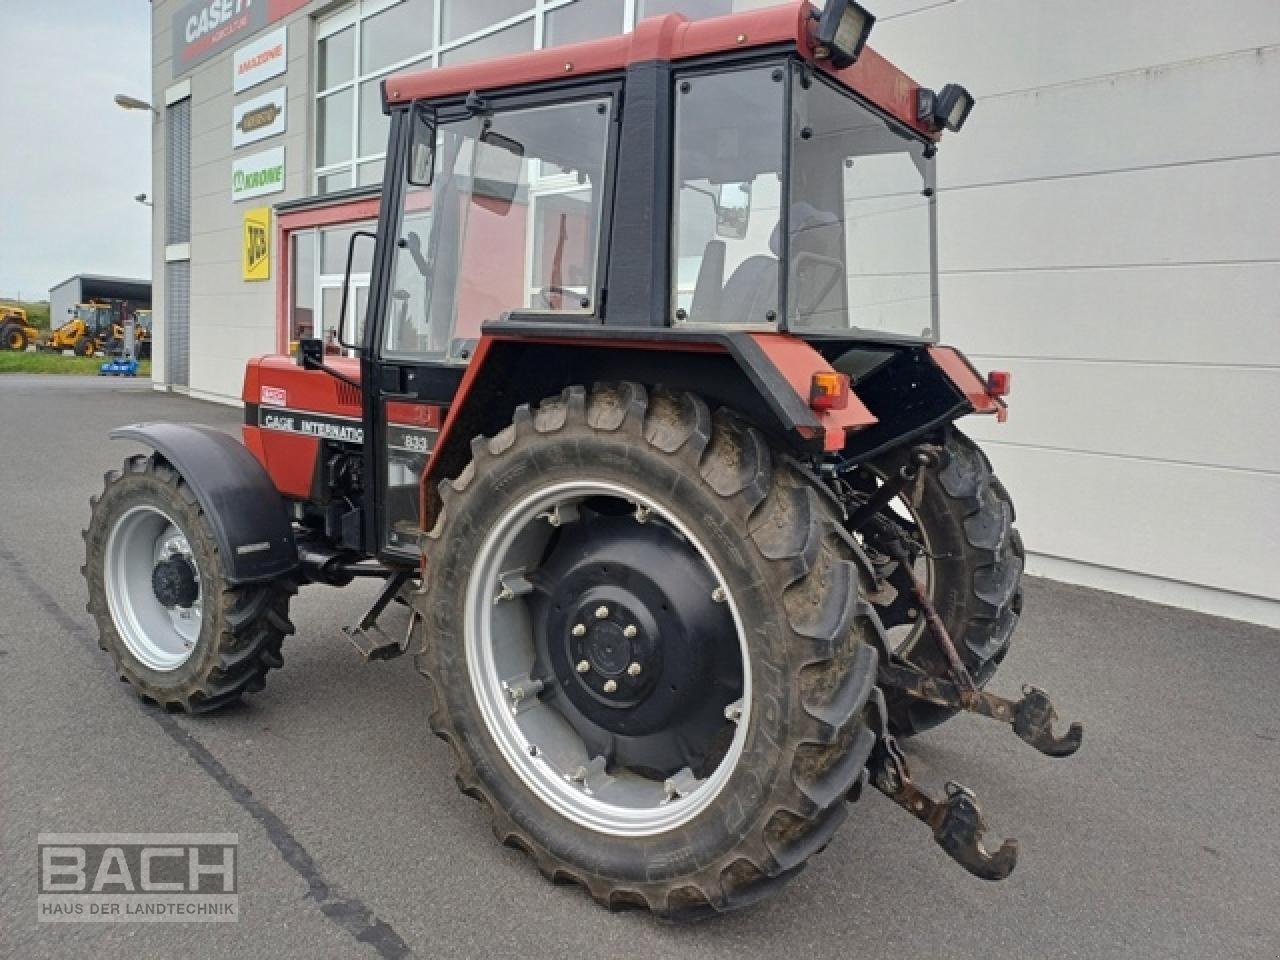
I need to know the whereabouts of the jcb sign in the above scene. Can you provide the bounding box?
[243,207,271,281]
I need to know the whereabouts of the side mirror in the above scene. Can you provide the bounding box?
[337,230,377,351]
[407,103,436,187]
[714,181,752,240]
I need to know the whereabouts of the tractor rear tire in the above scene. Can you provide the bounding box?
[416,383,880,919]
[868,428,1024,736]
[74,336,94,357]
[83,453,295,713]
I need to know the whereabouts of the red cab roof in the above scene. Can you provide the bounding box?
[384,1,936,139]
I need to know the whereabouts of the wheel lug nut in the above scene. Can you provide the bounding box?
[623,625,638,639]
[627,662,642,677]
[571,623,586,637]
[576,660,590,674]
[594,605,609,620]
[603,679,618,694]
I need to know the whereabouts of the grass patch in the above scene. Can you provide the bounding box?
[0,352,152,377]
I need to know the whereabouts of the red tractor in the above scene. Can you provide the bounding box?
[83,0,1080,919]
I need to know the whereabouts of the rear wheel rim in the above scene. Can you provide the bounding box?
[104,505,203,671]
[465,480,751,837]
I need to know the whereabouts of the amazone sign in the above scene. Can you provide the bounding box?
[171,0,306,75]
[232,146,285,202]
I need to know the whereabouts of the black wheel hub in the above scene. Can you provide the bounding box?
[152,555,198,608]
[530,512,742,775]
[565,588,663,709]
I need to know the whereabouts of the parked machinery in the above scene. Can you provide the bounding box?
[0,304,39,351]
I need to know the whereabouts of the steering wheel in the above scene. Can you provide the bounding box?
[537,285,587,310]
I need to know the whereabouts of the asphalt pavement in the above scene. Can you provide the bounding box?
[1,374,1277,959]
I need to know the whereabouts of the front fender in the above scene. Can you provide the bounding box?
[111,422,298,584]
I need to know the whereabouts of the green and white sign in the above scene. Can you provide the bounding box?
[231,145,285,202]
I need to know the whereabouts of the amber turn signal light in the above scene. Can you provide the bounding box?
[810,371,851,411]
[986,370,1012,397]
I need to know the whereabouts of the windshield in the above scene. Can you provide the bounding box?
[382,96,613,362]
[76,306,105,329]
[789,72,937,339]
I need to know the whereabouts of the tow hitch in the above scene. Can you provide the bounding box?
[864,690,1019,881]
[850,443,1083,880]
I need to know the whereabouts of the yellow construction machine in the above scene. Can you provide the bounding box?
[0,304,40,351]
[44,301,122,356]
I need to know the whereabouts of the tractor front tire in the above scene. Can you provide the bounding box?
[870,428,1024,736]
[74,336,94,357]
[84,453,294,712]
[417,383,879,919]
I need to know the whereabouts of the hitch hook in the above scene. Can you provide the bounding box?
[1013,684,1084,758]
[932,782,1020,882]
[864,691,1018,882]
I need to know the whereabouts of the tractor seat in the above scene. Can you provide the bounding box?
[693,203,841,324]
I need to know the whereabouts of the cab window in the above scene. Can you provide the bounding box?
[383,96,614,363]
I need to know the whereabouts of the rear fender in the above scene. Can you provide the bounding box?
[111,422,298,584]
[419,328,877,525]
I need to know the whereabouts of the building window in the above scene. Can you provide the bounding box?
[313,0,773,194]
[287,222,378,345]
[288,231,315,342]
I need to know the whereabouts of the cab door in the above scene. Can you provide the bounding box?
[362,90,619,565]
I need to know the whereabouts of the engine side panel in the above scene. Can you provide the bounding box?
[242,355,364,500]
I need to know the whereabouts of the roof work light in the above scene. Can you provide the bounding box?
[811,0,876,69]
[917,83,976,132]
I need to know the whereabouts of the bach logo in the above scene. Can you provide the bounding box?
[37,833,239,923]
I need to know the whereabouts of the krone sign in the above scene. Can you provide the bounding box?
[232,145,285,202]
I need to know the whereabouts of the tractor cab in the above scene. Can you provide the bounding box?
[293,0,991,563]
[388,36,943,345]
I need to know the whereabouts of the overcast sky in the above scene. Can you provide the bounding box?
[0,1,152,301]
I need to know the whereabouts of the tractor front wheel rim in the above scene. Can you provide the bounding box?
[104,505,202,671]
[465,480,751,837]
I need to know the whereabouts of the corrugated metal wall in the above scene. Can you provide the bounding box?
[164,98,191,246]
[47,278,82,333]
[164,262,190,387]
[164,95,191,387]
[874,0,1280,625]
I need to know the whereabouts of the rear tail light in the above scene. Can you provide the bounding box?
[810,371,851,412]
[986,370,1012,397]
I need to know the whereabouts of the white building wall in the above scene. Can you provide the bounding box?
[872,0,1280,625]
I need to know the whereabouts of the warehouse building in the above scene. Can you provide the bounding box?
[146,0,1280,627]
[48,275,151,332]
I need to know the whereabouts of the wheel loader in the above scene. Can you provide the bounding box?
[0,304,39,351]
[82,0,1081,919]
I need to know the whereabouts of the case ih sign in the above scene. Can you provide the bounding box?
[172,0,307,74]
